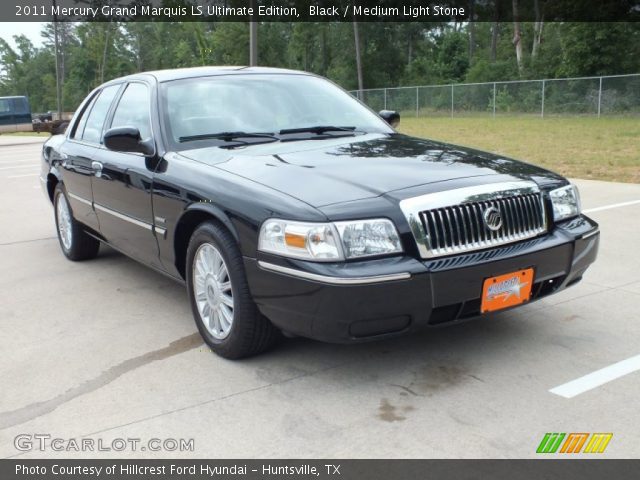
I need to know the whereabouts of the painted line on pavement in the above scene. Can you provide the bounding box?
[549,354,640,398]
[583,200,640,214]
[7,173,40,178]
[0,142,48,147]
[0,165,40,171]
[0,158,40,164]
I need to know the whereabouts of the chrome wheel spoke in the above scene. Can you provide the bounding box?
[195,257,206,277]
[219,304,233,330]
[192,242,235,340]
[56,194,73,250]
[211,309,221,333]
[220,293,234,308]
[207,247,217,272]
[212,250,223,277]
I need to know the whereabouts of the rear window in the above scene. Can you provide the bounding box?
[72,94,99,140]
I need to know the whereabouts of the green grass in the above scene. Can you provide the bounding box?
[3,118,638,183]
[398,117,640,183]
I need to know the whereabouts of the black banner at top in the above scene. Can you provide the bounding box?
[5,0,640,22]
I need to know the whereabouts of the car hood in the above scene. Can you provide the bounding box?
[181,133,565,208]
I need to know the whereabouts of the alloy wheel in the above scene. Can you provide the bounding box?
[192,243,234,339]
[56,193,73,251]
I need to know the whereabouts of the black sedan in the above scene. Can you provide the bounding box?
[40,67,599,358]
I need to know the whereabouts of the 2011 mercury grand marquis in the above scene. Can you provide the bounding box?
[40,67,599,358]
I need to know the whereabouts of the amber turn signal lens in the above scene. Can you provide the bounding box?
[285,232,307,249]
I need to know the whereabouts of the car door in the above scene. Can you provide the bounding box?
[60,84,121,232]
[90,81,161,268]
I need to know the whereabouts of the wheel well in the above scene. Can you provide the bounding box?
[173,210,229,280]
[47,174,59,203]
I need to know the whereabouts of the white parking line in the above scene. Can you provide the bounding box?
[7,173,40,178]
[549,354,640,398]
[583,200,640,213]
[0,157,37,165]
[0,165,40,170]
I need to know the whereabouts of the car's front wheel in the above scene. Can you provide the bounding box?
[54,184,100,261]
[186,221,280,359]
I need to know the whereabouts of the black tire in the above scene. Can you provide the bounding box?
[186,221,280,359]
[53,184,100,261]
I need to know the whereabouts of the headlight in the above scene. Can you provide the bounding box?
[549,184,581,222]
[258,218,402,261]
[334,219,403,259]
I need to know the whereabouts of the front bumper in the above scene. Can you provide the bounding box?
[245,215,599,343]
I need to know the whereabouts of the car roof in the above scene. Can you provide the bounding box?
[105,66,312,85]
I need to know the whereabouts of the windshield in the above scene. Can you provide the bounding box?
[160,73,392,148]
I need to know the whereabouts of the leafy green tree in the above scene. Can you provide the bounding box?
[2,21,639,115]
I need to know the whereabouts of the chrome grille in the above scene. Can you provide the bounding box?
[399,181,548,259]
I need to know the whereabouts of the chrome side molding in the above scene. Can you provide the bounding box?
[68,190,166,238]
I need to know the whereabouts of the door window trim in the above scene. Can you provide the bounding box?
[68,83,124,149]
[105,80,157,157]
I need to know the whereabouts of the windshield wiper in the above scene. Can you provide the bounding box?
[179,131,277,143]
[279,126,356,135]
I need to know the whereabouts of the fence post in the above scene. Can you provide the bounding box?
[451,84,454,118]
[384,88,387,110]
[541,80,546,118]
[416,87,419,117]
[597,77,603,118]
[493,82,496,118]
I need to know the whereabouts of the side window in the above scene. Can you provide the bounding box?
[0,99,10,114]
[110,83,151,140]
[12,97,28,114]
[81,85,120,144]
[71,94,98,139]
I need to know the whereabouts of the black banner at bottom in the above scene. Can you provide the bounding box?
[1,459,639,480]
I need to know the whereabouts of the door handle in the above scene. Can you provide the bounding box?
[91,161,103,178]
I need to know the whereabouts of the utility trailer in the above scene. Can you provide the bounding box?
[32,111,74,135]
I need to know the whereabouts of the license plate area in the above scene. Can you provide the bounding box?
[481,268,534,313]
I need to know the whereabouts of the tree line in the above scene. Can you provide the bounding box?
[0,21,638,113]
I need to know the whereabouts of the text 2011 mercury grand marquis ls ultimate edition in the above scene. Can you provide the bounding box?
[40,67,599,358]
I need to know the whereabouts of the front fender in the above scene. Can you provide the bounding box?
[177,202,240,244]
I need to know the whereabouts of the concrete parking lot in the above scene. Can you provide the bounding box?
[1,137,639,459]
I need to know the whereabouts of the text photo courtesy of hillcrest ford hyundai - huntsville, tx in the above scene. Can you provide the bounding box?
[1,1,640,479]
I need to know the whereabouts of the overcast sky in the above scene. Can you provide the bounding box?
[0,22,46,49]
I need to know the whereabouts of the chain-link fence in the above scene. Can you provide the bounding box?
[351,74,640,118]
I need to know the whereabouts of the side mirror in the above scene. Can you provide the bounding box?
[104,127,154,156]
[379,110,400,128]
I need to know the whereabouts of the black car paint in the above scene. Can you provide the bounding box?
[41,67,599,343]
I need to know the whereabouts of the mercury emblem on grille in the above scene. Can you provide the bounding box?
[483,206,503,231]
